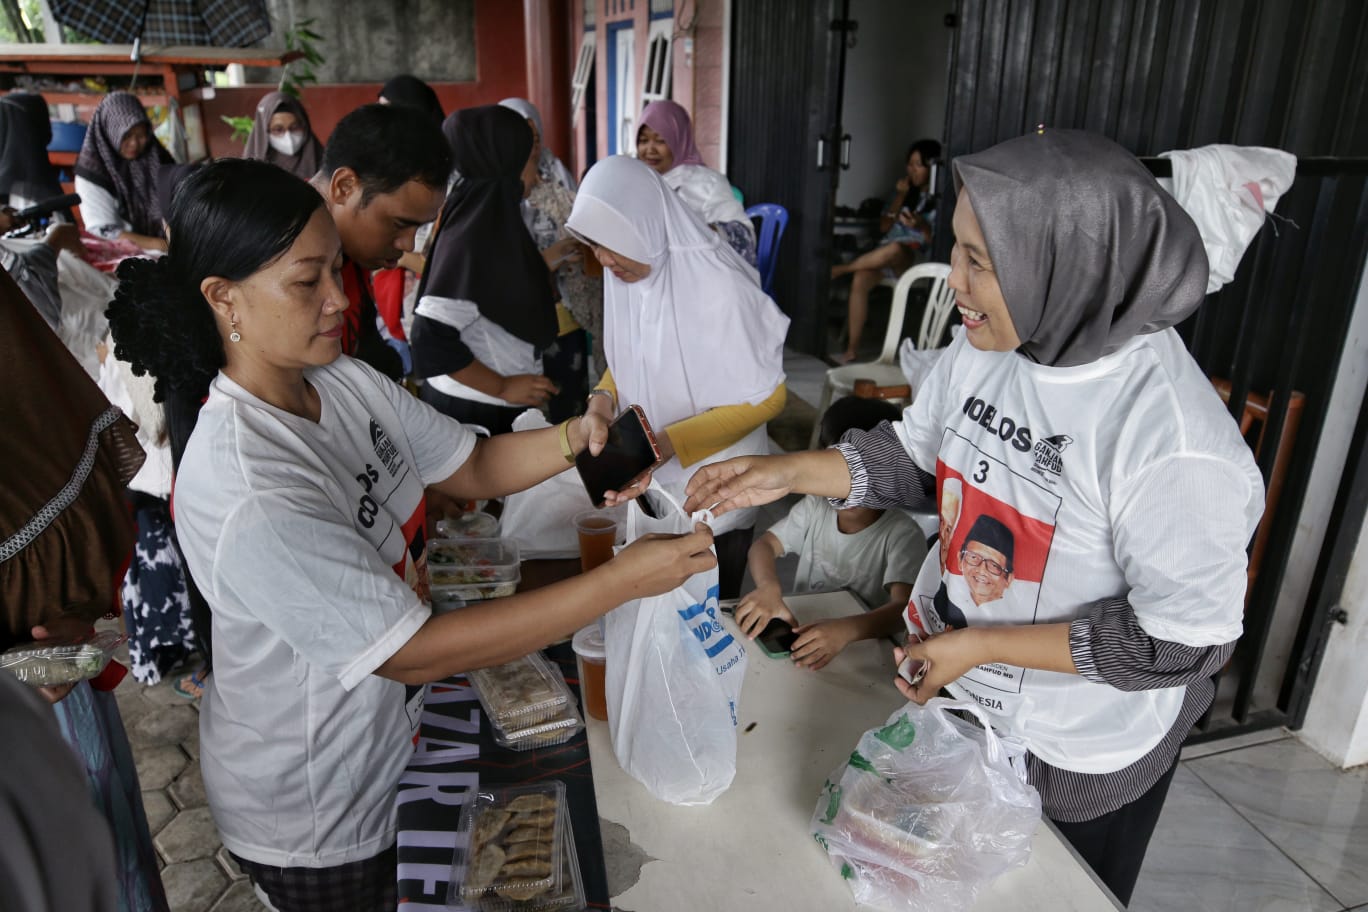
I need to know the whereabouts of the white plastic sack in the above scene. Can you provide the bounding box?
[897,334,953,396]
[497,409,595,558]
[811,698,1041,911]
[56,250,118,380]
[603,482,746,805]
[1158,144,1296,294]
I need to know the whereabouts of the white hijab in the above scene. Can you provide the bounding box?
[566,155,788,435]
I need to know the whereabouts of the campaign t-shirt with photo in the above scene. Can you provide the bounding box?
[894,330,1262,775]
[174,356,476,868]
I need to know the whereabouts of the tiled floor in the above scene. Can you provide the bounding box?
[111,353,1368,911]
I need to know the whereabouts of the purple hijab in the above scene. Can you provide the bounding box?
[639,100,705,169]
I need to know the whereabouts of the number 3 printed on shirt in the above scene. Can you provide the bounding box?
[973,460,990,483]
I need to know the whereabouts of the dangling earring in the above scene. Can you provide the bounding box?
[229,317,241,344]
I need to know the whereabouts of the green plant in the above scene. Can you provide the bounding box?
[221,115,255,145]
[280,18,325,98]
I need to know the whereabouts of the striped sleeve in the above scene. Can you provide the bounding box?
[831,421,935,511]
[1070,597,1238,691]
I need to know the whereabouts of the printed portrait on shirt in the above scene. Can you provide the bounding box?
[909,429,1061,694]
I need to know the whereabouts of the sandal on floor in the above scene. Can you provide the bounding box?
[173,668,208,700]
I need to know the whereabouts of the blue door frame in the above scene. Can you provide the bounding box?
[605,20,632,155]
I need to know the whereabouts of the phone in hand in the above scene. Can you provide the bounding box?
[575,405,664,508]
[757,618,798,659]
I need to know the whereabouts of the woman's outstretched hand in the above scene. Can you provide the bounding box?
[683,455,798,516]
[610,523,716,598]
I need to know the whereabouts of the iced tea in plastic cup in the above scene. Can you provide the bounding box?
[572,624,608,721]
[575,510,617,573]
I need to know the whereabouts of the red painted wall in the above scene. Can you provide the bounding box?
[199,0,527,158]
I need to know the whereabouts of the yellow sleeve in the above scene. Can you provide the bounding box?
[666,384,787,468]
[595,369,616,395]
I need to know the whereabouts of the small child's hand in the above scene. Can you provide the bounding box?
[734,583,793,638]
[790,617,859,671]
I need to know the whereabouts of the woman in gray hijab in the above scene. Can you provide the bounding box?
[685,129,1264,904]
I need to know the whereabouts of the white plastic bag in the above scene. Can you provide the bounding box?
[603,482,746,805]
[498,409,595,558]
[811,698,1041,911]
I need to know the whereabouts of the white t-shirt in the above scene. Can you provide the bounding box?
[174,356,476,867]
[767,495,926,608]
[895,330,1262,774]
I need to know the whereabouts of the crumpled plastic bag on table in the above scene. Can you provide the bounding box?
[811,697,1041,911]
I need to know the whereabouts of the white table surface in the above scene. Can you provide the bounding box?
[587,590,1122,911]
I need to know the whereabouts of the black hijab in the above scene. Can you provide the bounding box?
[952,129,1208,367]
[379,75,444,127]
[74,92,174,236]
[418,105,557,350]
[0,93,62,206]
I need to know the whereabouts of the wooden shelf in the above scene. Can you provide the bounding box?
[47,151,77,166]
[31,91,170,106]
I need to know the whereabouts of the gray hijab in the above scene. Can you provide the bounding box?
[952,129,1208,367]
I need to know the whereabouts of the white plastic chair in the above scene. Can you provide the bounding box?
[809,262,954,448]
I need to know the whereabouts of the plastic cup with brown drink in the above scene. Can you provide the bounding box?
[572,624,609,721]
[575,510,617,573]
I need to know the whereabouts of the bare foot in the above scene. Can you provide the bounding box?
[829,351,857,365]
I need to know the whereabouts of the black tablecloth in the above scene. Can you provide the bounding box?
[395,642,610,910]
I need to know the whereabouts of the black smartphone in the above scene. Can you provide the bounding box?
[757,618,798,658]
[575,405,664,508]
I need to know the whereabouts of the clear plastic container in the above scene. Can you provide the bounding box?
[471,799,586,912]
[492,701,584,753]
[437,511,499,540]
[468,652,570,730]
[0,630,127,686]
[427,537,521,599]
[449,782,566,909]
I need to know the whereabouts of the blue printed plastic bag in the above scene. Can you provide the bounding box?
[604,482,747,805]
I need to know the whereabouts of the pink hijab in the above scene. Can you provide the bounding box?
[639,100,705,168]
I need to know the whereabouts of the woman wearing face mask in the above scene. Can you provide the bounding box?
[242,91,325,181]
[567,155,790,598]
[685,130,1263,906]
[75,91,174,252]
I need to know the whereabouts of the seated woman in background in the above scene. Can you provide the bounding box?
[636,99,757,266]
[567,155,790,597]
[830,138,941,363]
[75,91,173,252]
[0,92,65,209]
[242,91,324,181]
[409,104,561,435]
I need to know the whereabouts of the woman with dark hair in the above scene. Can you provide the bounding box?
[378,73,444,125]
[75,91,173,252]
[830,137,942,363]
[242,90,325,180]
[107,157,711,910]
[686,129,1262,905]
[410,104,561,434]
[0,92,64,208]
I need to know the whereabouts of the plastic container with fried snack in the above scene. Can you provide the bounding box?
[492,700,584,753]
[472,798,587,912]
[467,651,571,730]
[0,630,127,687]
[448,782,566,910]
[427,537,521,600]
